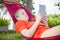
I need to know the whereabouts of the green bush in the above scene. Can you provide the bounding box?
[48,14,60,27]
[0,0,2,4]
[0,18,10,26]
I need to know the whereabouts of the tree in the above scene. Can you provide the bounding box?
[20,0,35,13]
[0,0,2,4]
[25,0,33,12]
[55,2,60,9]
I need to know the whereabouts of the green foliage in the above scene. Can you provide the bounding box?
[0,4,2,8]
[0,0,2,8]
[0,18,10,26]
[48,14,60,27]
[0,0,2,4]
[0,31,22,40]
[20,0,26,6]
[20,0,35,13]
[0,8,10,26]
[55,2,60,9]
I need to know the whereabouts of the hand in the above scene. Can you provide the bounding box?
[41,17,49,28]
[35,12,42,22]
[41,16,48,23]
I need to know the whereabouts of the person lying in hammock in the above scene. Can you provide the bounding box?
[3,0,60,39]
[14,9,60,38]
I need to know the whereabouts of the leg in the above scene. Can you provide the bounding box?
[41,25,60,38]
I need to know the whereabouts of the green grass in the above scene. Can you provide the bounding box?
[0,31,24,40]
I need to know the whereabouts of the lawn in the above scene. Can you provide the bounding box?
[0,31,25,40]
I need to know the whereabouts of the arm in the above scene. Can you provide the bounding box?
[15,9,41,37]
[21,21,40,37]
[41,12,49,28]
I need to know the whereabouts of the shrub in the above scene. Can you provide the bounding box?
[0,18,10,26]
[48,14,60,27]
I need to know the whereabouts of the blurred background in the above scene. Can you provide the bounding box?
[0,0,60,40]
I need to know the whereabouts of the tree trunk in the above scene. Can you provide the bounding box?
[26,0,32,12]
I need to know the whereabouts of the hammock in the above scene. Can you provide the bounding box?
[5,3,60,40]
[5,3,34,23]
[25,35,60,40]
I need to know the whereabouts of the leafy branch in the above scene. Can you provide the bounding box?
[55,2,60,9]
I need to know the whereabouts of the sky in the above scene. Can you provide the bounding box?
[33,0,60,15]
